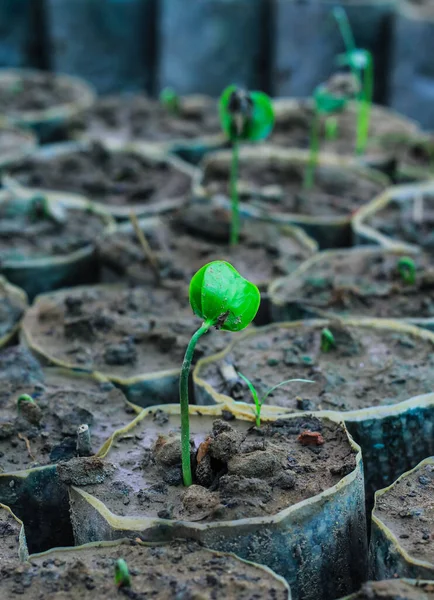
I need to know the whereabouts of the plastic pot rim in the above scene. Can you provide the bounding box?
[0,276,28,348]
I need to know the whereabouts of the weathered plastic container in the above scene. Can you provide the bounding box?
[0,503,28,562]
[0,276,28,348]
[67,403,367,600]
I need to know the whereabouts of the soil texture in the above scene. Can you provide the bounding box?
[348,580,434,600]
[69,410,355,522]
[197,322,434,412]
[8,142,192,209]
[0,72,76,114]
[0,128,32,158]
[0,506,22,564]
[375,462,434,565]
[0,346,135,473]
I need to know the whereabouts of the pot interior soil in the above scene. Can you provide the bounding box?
[197,322,434,412]
[0,72,77,114]
[72,94,221,143]
[99,206,313,288]
[347,580,434,600]
[203,155,384,219]
[275,250,434,319]
[374,461,434,565]
[365,194,434,252]
[0,194,107,261]
[8,143,192,209]
[23,286,233,381]
[67,410,355,521]
[0,346,135,473]
[4,539,288,599]
[0,280,25,341]
[0,505,23,564]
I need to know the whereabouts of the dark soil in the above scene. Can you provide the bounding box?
[7,142,192,209]
[0,345,136,473]
[23,286,233,381]
[0,72,76,114]
[203,155,384,219]
[274,250,434,320]
[197,322,434,412]
[375,461,434,565]
[0,506,22,564]
[72,94,221,143]
[0,197,107,261]
[348,580,434,600]
[366,194,434,252]
[99,205,313,288]
[0,281,25,341]
[70,411,355,522]
[0,539,289,599]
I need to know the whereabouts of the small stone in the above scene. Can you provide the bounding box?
[228,450,280,478]
[103,341,137,366]
[153,435,182,467]
[273,471,296,490]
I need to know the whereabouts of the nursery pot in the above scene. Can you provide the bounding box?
[353,179,434,251]
[0,187,115,300]
[158,0,269,96]
[193,318,434,500]
[369,457,434,580]
[67,403,367,600]
[0,503,28,562]
[0,69,96,143]
[195,146,388,249]
[46,0,154,95]
[25,538,291,599]
[272,0,396,102]
[268,246,434,331]
[0,276,27,349]
[0,124,36,170]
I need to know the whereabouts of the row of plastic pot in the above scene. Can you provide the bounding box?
[0,340,432,599]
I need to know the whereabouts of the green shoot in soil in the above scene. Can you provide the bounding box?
[237,372,313,427]
[397,256,416,285]
[325,116,339,141]
[219,85,274,245]
[115,558,131,588]
[180,261,260,486]
[160,87,180,114]
[16,394,36,410]
[321,328,336,352]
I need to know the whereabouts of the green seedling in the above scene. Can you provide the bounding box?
[180,261,260,486]
[303,84,348,189]
[397,256,416,285]
[115,558,131,588]
[325,116,339,141]
[237,372,313,428]
[17,394,36,410]
[17,394,42,425]
[320,328,336,352]
[159,87,180,115]
[219,85,274,246]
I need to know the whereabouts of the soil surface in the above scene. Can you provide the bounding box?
[365,194,434,252]
[273,250,434,320]
[0,72,76,114]
[0,346,135,473]
[23,285,233,381]
[99,206,313,288]
[0,129,32,157]
[348,580,434,600]
[0,196,107,261]
[197,322,434,412]
[0,281,25,341]
[69,411,355,522]
[72,94,221,144]
[375,461,434,565]
[1,539,288,599]
[8,142,192,209]
[203,155,384,219]
[0,506,22,564]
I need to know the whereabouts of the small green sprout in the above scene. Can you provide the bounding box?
[17,394,42,425]
[320,328,336,352]
[219,85,274,246]
[325,116,339,141]
[397,256,416,285]
[115,558,131,588]
[238,372,313,428]
[180,261,260,486]
[17,394,36,409]
[159,87,180,114]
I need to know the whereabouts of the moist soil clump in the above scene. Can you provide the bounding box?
[375,462,434,565]
[275,250,434,320]
[1,539,289,599]
[348,580,434,600]
[7,142,192,209]
[197,322,434,412]
[0,197,107,261]
[0,506,23,563]
[72,94,221,144]
[23,286,233,381]
[0,346,135,473]
[0,72,74,114]
[70,411,356,522]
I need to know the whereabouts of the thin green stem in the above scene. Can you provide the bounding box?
[303,112,321,190]
[179,321,213,486]
[230,139,240,246]
[333,7,356,54]
[356,54,373,156]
